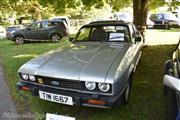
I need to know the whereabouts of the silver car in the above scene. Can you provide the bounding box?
[16,20,144,108]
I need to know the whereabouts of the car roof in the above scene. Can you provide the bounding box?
[36,19,64,23]
[86,20,131,27]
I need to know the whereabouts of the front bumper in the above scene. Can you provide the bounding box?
[16,81,123,108]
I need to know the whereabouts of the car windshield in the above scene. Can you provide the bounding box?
[75,25,130,42]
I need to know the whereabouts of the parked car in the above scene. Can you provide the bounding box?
[16,20,144,108]
[163,38,180,120]
[10,19,69,45]
[6,25,24,39]
[113,12,133,22]
[0,25,6,39]
[150,13,179,29]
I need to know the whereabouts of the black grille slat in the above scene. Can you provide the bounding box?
[35,76,83,90]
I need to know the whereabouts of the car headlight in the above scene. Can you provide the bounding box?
[29,75,35,81]
[98,83,110,92]
[21,73,29,80]
[85,81,96,90]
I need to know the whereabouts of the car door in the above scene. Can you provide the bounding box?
[129,24,143,65]
[37,21,50,40]
[24,22,41,40]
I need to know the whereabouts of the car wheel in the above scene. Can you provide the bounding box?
[116,73,133,106]
[15,36,24,45]
[165,24,170,29]
[165,87,178,120]
[51,34,61,42]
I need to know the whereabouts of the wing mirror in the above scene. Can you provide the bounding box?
[135,36,142,42]
[163,75,180,92]
[134,31,142,42]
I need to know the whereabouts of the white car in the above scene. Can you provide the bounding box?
[113,12,133,22]
[50,16,70,29]
[0,26,6,39]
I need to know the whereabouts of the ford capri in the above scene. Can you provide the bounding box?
[16,20,144,108]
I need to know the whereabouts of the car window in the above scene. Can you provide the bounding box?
[157,14,163,20]
[75,25,130,42]
[76,27,91,41]
[41,21,49,28]
[29,23,40,29]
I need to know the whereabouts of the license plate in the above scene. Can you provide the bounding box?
[39,91,73,105]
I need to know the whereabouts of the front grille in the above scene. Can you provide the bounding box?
[35,76,83,90]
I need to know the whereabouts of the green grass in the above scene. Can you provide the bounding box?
[0,39,176,120]
[158,28,180,32]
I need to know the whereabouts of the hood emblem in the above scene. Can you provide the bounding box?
[51,81,60,86]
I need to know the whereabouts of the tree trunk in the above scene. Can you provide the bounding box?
[133,0,149,42]
[35,8,42,21]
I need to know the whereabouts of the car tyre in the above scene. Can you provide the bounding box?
[51,34,61,42]
[15,36,24,45]
[165,87,178,120]
[116,73,133,106]
[165,24,170,29]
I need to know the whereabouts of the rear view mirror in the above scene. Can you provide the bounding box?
[163,75,180,92]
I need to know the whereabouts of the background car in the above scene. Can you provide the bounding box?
[163,39,180,120]
[16,20,144,108]
[146,18,154,28]
[6,25,24,39]
[10,19,69,45]
[0,25,6,39]
[150,13,179,29]
[113,12,133,22]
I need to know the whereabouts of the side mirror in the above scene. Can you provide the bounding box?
[163,75,180,91]
[135,36,142,42]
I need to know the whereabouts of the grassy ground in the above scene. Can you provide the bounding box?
[158,28,180,32]
[0,39,176,120]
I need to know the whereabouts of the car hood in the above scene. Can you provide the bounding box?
[19,42,130,82]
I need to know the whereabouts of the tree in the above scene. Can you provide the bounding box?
[133,0,149,41]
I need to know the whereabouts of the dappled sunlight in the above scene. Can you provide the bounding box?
[13,54,38,58]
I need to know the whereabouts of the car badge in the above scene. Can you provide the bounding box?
[38,78,43,84]
[51,81,60,86]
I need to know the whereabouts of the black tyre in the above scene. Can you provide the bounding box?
[15,35,24,45]
[116,73,133,106]
[165,88,178,120]
[165,24,170,29]
[51,34,61,42]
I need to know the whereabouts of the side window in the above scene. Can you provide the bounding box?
[29,23,40,29]
[41,21,49,28]
[76,28,91,41]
